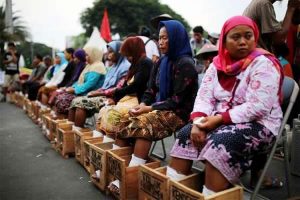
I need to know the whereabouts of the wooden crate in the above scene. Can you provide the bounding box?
[83,137,104,173]
[107,148,161,200]
[139,166,199,200]
[73,127,93,165]
[139,166,168,200]
[43,114,55,140]
[48,119,68,142]
[89,141,119,191]
[169,173,243,200]
[56,122,75,158]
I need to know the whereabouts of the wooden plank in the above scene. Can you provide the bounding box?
[139,166,169,200]
[83,138,104,173]
[169,173,243,200]
[73,128,93,165]
[107,149,160,200]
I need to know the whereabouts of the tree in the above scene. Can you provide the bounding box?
[0,5,28,67]
[17,42,52,68]
[80,0,190,38]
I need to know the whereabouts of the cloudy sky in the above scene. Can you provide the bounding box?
[2,0,288,50]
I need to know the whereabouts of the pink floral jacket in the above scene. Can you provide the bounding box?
[191,55,283,135]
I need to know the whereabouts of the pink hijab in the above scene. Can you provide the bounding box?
[213,16,283,103]
[213,15,259,74]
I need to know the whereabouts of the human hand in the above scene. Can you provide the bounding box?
[195,115,223,132]
[87,90,103,97]
[190,125,207,148]
[66,87,75,94]
[128,103,152,116]
[106,98,115,105]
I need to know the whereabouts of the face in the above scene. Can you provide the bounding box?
[54,56,61,64]
[64,51,72,61]
[126,56,133,63]
[32,57,40,67]
[107,47,117,66]
[193,32,202,43]
[74,56,80,64]
[159,26,169,55]
[225,25,255,60]
[44,58,52,67]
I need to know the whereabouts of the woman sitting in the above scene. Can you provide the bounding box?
[37,52,68,105]
[94,37,153,137]
[48,49,87,106]
[68,41,130,127]
[54,46,106,119]
[167,16,283,196]
[107,20,198,194]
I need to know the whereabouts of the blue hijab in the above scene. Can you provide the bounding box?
[101,41,130,89]
[53,52,68,74]
[157,20,192,101]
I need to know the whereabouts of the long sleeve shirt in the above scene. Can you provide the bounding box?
[191,55,282,135]
[113,57,153,103]
[142,57,198,122]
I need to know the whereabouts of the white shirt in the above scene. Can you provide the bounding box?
[138,36,160,60]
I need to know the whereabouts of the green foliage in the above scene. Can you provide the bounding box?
[80,0,191,38]
[17,41,52,68]
[72,33,88,49]
[0,5,29,68]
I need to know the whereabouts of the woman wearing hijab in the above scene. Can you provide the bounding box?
[69,41,130,127]
[106,20,198,194]
[48,49,87,106]
[54,46,106,118]
[167,16,283,196]
[94,37,153,137]
[37,52,68,104]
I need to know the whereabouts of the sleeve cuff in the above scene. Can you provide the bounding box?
[220,111,232,124]
[190,112,207,121]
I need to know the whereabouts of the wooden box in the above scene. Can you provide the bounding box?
[107,148,161,200]
[89,141,119,191]
[139,166,199,200]
[169,173,243,200]
[56,122,75,158]
[73,127,94,165]
[83,137,104,173]
[48,118,68,142]
[139,166,169,200]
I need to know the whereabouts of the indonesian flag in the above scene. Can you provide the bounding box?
[100,8,112,42]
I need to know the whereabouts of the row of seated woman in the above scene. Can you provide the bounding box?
[33,16,284,197]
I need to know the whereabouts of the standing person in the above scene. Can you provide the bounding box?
[243,0,300,52]
[106,20,198,195]
[138,26,160,63]
[166,16,283,195]
[2,42,20,101]
[190,26,211,73]
[190,26,211,56]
